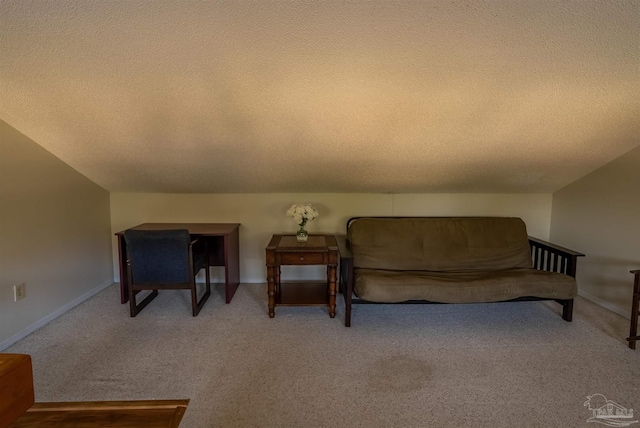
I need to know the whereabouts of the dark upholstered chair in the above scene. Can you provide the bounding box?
[628,270,640,350]
[124,229,211,317]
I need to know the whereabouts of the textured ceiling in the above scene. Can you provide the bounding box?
[1,1,639,193]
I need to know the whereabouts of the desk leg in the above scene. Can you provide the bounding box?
[328,264,337,318]
[117,236,129,304]
[267,265,276,318]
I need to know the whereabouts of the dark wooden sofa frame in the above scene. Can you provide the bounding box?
[337,217,585,327]
[628,270,640,350]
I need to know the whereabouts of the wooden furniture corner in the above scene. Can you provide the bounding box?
[1,353,189,428]
[10,400,189,428]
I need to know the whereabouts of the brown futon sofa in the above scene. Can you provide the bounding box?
[337,217,584,327]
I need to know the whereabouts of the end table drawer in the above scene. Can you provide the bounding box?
[279,252,325,265]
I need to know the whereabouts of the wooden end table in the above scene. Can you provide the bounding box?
[265,234,339,318]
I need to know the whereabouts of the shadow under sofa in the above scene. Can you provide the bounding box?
[337,217,585,327]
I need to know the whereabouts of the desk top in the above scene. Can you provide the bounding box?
[116,223,240,236]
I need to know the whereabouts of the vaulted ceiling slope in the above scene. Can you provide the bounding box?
[1,1,638,193]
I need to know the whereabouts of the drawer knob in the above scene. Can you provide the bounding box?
[300,256,304,260]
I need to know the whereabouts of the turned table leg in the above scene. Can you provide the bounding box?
[328,264,337,318]
[267,265,275,318]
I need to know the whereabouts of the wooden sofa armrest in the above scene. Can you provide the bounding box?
[336,235,354,290]
[336,235,353,260]
[528,236,585,278]
[336,235,355,326]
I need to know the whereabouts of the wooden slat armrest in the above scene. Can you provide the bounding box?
[336,235,353,259]
[529,236,584,278]
[528,237,585,257]
[336,234,355,327]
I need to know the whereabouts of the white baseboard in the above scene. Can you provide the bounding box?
[0,280,114,351]
[578,289,630,320]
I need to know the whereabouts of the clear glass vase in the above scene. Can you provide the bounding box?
[296,225,308,243]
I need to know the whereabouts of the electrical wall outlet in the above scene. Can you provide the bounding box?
[14,283,26,301]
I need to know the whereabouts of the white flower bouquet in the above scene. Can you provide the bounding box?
[286,203,319,227]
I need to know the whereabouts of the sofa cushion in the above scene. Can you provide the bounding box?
[348,217,533,272]
[353,268,577,303]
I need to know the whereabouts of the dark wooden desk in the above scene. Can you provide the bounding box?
[116,223,240,304]
[265,234,339,318]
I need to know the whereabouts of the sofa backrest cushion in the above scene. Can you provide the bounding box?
[348,217,533,272]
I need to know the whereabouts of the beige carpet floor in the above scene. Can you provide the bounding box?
[6,283,640,428]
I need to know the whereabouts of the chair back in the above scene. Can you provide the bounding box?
[124,229,191,284]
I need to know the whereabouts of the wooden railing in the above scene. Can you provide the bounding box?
[528,237,585,278]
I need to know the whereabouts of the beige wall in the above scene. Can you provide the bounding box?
[111,192,552,283]
[0,120,113,349]
[550,146,640,318]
